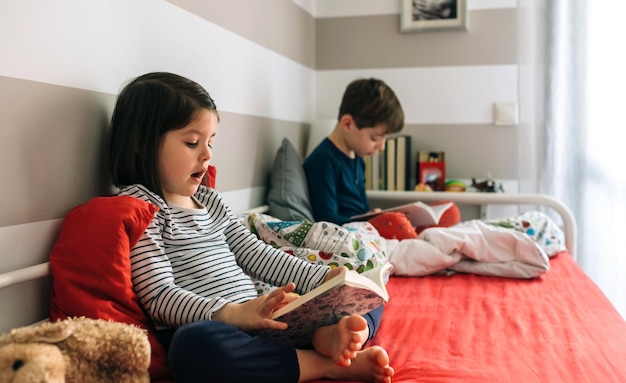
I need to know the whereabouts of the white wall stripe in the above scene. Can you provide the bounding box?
[296,0,517,18]
[220,187,269,215]
[316,65,518,124]
[0,219,62,272]
[0,0,315,123]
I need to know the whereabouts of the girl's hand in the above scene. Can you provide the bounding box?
[212,282,300,331]
[323,265,349,283]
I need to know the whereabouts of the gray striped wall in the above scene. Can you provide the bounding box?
[0,0,521,332]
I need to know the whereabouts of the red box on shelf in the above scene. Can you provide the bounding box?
[417,152,446,191]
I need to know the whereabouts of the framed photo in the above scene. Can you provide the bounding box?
[400,0,468,33]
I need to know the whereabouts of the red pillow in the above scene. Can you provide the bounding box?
[201,165,217,189]
[49,196,174,382]
[368,212,418,240]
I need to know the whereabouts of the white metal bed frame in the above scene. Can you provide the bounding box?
[0,192,577,311]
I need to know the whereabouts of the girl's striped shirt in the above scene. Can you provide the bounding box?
[118,184,329,329]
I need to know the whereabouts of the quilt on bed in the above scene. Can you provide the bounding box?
[244,211,565,282]
[311,252,626,383]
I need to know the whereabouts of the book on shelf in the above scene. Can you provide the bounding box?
[350,201,453,227]
[366,135,411,191]
[385,137,396,190]
[366,149,384,190]
[371,150,382,190]
[256,263,393,348]
[395,135,412,191]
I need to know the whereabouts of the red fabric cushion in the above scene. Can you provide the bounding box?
[368,212,418,240]
[201,165,217,189]
[49,196,174,382]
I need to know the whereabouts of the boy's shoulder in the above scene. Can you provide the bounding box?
[304,138,341,165]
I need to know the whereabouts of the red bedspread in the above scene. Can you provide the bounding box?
[314,253,626,383]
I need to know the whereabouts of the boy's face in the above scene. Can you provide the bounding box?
[346,118,388,158]
[158,109,217,206]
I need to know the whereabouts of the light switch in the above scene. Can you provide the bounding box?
[493,102,518,126]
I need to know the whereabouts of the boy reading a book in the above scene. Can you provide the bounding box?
[303,78,460,238]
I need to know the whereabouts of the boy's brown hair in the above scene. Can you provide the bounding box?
[338,78,404,134]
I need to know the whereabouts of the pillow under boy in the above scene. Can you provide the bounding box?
[267,138,315,222]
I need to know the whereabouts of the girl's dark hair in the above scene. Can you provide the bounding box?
[108,72,218,198]
[338,78,404,134]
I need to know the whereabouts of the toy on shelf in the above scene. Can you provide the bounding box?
[444,179,466,192]
[415,182,434,192]
[417,151,445,191]
[471,174,505,193]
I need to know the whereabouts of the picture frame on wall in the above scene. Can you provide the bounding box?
[400,0,468,33]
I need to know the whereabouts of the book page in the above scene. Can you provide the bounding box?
[351,201,452,226]
[394,201,452,226]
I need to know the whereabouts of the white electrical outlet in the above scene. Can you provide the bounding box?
[493,102,518,126]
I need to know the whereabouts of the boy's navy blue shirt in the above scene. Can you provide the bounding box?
[303,138,369,225]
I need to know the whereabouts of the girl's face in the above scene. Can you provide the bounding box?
[158,109,218,207]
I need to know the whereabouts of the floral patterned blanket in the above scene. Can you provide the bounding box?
[241,210,567,293]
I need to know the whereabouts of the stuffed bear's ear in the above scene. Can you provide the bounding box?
[3,320,73,345]
[31,325,72,344]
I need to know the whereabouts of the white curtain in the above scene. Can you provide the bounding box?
[582,1,626,319]
[521,0,626,318]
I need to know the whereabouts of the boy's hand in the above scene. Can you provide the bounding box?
[213,282,300,331]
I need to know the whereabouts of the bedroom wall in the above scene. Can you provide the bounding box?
[0,0,521,331]
[312,0,520,186]
[0,0,315,332]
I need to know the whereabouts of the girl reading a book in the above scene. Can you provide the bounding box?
[108,72,392,383]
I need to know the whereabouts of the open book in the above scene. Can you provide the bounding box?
[351,201,453,227]
[256,263,393,348]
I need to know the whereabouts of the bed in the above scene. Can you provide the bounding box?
[318,192,626,383]
[1,188,626,383]
[0,141,624,382]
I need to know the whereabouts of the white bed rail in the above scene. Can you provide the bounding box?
[0,262,50,290]
[367,191,578,260]
[0,192,577,292]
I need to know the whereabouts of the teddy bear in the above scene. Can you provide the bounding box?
[0,317,151,383]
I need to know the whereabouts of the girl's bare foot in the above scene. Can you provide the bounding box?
[312,314,369,366]
[296,345,393,383]
[329,346,394,383]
